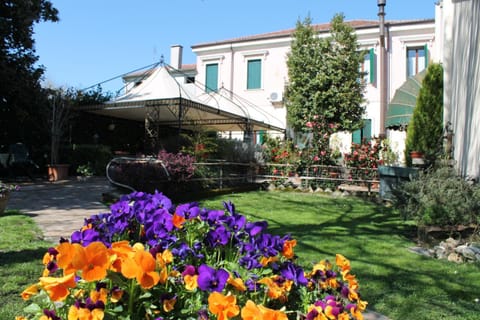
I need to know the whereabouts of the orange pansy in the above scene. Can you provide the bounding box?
[55,242,77,274]
[121,248,160,289]
[227,275,246,292]
[109,240,135,273]
[68,305,104,320]
[241,300,261,320]
[21,283,39,300]
[184,274,198,291]
[71,242,110,282]
[156,249,173,268]
[163,296,177,312]
[172,213,186,229]
[208,292,239,320]
[39,272,76,301]
[282,239,297,259]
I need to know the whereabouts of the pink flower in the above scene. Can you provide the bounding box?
[306,122,313,128]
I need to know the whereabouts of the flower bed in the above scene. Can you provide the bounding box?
[18,191,367,320]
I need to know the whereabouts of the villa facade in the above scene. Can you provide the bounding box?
[121,15,438,164]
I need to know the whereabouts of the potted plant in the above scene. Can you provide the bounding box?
[0,181,18,214]
[76,163,94,181]
[45,88,75,181]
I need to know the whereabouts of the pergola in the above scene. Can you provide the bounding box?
[76,66,285,151]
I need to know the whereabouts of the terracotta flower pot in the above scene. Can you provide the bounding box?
[47,164,70,181]
[0,192,10,214]
[410,151,424,165]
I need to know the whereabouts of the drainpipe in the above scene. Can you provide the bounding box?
[378,0,387,138]
[229,43,234,100]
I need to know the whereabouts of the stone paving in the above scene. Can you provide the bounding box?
[6,176,389,320]
[7,177,112,243]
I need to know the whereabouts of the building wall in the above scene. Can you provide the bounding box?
[441,0,480,179]
[193,20,436,149]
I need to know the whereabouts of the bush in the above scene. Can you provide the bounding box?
[65,144,112,176]
[392,166,480,228]
[404,63,444,166]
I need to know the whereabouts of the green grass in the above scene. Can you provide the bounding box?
[1,192,479,320]
[200,191,480,320]
[0,210,51,319]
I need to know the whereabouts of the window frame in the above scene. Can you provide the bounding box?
[246,58,262,90]
[406,45,428,78]
[205,63,219,93]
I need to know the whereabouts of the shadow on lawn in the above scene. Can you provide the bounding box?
[0,247,48,266]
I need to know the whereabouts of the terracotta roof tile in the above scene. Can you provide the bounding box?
[192,19,434,48]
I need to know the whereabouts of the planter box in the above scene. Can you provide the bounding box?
[378,165,418,200]
[0,192,10,214]
[47,164,70,181]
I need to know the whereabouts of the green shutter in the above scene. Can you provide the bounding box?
[205,63,218,93]
[259,130,265,144]
[352,129,361,144]
[424,44,429,68]
[363,119,372,141]
[369,48,375,84]
[247,59,261,89]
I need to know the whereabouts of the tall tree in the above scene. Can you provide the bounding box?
[285,14,366,163]
[0,0,59,147]
[286,13,366,132]
[405,63,444,167]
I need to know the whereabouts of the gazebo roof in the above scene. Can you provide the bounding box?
[77,66,285,133]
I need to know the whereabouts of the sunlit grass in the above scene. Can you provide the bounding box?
[0,211,51,319]
[1,192,479,320]
[200,191,480,320]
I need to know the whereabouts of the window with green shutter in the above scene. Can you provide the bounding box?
[369,48,375,84]
[361,49,375,84]
[352,119,372,144]
[205,63,218,93]
[406,46,426,77]
[247,59,261,89]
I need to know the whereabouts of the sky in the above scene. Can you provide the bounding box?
[33,0,437,94]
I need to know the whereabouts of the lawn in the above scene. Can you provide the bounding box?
[1,191,479,320]
[200,191,480,320]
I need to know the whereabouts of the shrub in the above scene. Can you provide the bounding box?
[157,150,196,182]
[66,144,112,176]
[392,166,480,228]
[405,63,444,167]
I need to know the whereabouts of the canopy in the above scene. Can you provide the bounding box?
[385,70,426,129]
[77,66,285,133]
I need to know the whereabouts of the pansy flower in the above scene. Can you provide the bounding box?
[207,292,239,320]
[197,264,229,292]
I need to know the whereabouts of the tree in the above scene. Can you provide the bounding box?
[285,14,366,164]
[285,14,366,133]
[405,63,444,167]
[0,0,59,148]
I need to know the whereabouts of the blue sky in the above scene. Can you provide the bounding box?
[33,0,437,94]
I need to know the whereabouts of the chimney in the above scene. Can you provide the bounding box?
[170,44,183,69]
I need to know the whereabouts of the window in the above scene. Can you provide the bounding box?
[247,59,262,89]
[205,63,218,93]
[407,45,428,77]
[185,76,195,84]
[360,48,375,84]
[352,119,372,144]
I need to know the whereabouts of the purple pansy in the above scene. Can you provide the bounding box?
[197,264,229,292]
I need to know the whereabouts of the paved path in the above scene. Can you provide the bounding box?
[6,177,112,243]
[6,177,389,320]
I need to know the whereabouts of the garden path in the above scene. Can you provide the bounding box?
[6,176,389,320]
[7,177,111,243]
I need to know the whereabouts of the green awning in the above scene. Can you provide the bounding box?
[385,70,426,129]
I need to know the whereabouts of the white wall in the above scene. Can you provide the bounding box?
[193,19,436,156]
[442,0,480,179]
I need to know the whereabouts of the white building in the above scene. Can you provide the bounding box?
[190,18,436,160]
[438,0,480,179]
[115,14,437,162]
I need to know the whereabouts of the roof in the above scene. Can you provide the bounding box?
[78,66,284,133]
[192,19,434,49]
